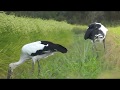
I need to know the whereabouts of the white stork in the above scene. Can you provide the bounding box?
[7,41,67,79]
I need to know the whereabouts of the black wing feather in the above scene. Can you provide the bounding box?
[84,29,93,40]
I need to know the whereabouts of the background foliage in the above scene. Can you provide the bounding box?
[5,11,120,26]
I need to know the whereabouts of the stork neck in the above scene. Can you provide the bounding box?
[14,59,25,66]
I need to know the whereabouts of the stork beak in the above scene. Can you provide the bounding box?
[7,67,12,79]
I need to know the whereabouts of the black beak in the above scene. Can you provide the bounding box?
[7,67,12,79]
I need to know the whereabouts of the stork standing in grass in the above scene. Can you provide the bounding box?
[84,22,108,56]
[7,41,67,79]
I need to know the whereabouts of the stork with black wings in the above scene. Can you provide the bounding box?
[84,22,108,55]
[7,41,67,79]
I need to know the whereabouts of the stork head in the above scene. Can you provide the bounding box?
[9,63,17,71]
[7,63,17,79]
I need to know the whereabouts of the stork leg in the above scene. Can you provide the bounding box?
[37,60,40,76]
[32,57,37,74]
[7,67,13,79]
[103,39,106,52]
[93,42,99,58]
[32,62,35,74]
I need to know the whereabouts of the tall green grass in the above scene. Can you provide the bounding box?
[0,13,88,79]
[1,12,120,79]
[96,26,120,78]
[0,13,74,78]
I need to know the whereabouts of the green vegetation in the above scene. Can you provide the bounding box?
[6,11,120,26]
[0,12,120,79]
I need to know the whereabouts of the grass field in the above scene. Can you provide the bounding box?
[0,12,120,79]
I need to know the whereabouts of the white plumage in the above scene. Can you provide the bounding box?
[22,41,48,55]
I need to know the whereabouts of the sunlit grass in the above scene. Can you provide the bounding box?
[1,12,120,79]
[97,70,120,79]
[0,13,74,78]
